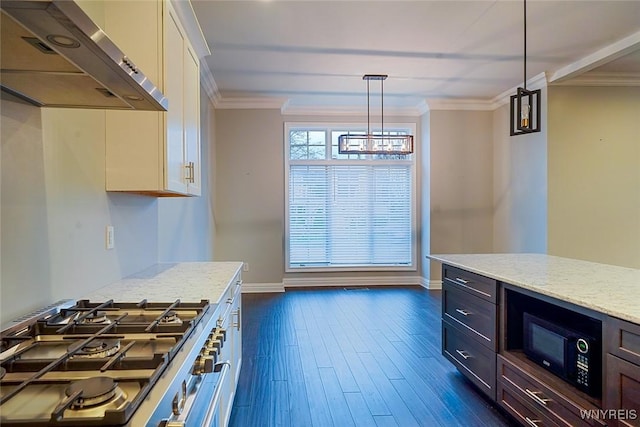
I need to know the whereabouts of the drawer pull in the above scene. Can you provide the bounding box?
[455,308,471,316]
[455,277,470,284]
[455,349,471,360]
[525,388,550,406]
[524,417,541,427]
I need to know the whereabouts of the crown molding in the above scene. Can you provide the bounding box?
[548,30,640,84]
[550,72,640,87]
[492,72,548,107]
[281,104,424,117]
[214,97,289,110]
[169,0,211,59]
[426,99,498,111]
[199,63,220,105]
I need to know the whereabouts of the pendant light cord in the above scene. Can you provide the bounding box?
[363,75,388,137]
[381,78,384,135]
[366,78,371,135]
[523,0,527,90]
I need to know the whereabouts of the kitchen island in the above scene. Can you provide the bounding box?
[428,253,640,324]
[429,253,640,427]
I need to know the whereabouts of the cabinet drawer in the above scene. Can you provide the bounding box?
[442,321,496,399]
[498,379,561,427]
[443,265,497,303]
[606,316,640,366]
[498,355,606,427]
[443,282,497,350]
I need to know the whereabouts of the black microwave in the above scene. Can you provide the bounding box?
[523,312,600,397]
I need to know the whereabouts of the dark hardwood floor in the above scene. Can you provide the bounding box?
[229,287,515,427]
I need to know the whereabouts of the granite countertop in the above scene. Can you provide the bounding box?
[428,253,640,324]
[84,262,243,304]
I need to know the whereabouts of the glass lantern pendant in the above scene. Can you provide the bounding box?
[339,75,414,154]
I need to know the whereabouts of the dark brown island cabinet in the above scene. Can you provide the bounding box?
[440,263,640,427]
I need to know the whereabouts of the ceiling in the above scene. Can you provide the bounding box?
[190,0,640,112]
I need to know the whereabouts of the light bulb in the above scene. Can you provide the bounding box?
[521,103,530,128]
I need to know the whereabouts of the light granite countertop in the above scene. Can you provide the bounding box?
[428,253,640,324]
[84,262,243,305]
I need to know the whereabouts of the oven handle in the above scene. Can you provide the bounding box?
[158,361,230,427]
[203,361,231,426]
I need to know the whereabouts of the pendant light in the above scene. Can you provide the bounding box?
[510,0,541,136]
[338,74,414,155]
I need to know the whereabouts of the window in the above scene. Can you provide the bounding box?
[285,123,416,271]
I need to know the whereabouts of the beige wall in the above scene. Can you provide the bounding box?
[212,107,547,286]
[548,86,640,268]
[420,111,432,282]
[214,109,284,283]
[213,110,425,285]
[492,91,548,254]
[1,88,215,324]
[429,110,495,280]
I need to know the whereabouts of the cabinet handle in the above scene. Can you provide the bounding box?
[455,308,471,316]
[525,388,551,406]
[233,308,240,331]
[185,162,195,184]
[455,277,470,284]
[455,349,471,360]
[524,417,541,427]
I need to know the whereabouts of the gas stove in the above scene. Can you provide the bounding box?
[0,298,214,426]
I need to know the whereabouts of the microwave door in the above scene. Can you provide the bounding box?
[525,319,568,378]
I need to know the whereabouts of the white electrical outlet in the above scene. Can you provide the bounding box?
[105,225,115,250]
[243,262,249,272]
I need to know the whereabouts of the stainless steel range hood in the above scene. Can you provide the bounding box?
[1,0,168,111]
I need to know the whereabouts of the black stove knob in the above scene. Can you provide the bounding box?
[192,355,214,375]
[205,337,222,351]
[215,328,227,342]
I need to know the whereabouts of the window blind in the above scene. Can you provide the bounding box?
[289,163,412,268]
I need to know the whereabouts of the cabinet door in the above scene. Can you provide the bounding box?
[606,354,640,427]
[165,9,188,194]
[184,44,201,196]
[104,0,164,193]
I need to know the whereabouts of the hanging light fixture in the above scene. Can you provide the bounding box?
[338,74,414,155]
[510,0,541,136]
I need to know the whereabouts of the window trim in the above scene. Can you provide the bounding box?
[284,122,418,273]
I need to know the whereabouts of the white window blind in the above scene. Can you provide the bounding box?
[286,125,415,270]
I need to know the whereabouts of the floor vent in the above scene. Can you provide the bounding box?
[343,287,370,291]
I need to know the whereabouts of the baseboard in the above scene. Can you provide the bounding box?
[242,282,285,293]
[243,277,440,292]
[427,280,443,290]
[283,275,423,288]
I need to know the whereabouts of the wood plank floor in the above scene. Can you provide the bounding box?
[229,287,516,427]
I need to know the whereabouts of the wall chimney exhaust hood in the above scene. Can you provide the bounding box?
[1,0,168,111]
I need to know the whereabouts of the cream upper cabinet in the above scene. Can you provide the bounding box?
[104,0,200,196]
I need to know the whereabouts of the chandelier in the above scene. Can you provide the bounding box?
[338,75,414,154]
[510,0,541,136]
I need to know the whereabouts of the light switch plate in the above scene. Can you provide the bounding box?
[106,225,115,250]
